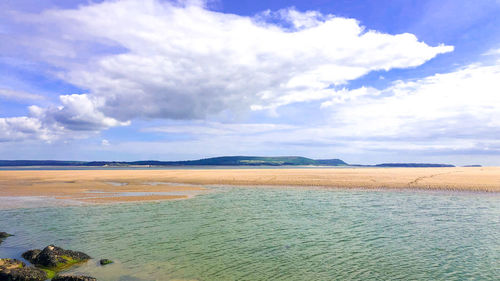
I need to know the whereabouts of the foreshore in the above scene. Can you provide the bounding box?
[0,167,499,206]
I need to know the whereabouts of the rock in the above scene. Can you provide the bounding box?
[0,232,12,239]
[0,258,24,268]
[0,232,13,245]
[21,250,41,263]
[99,259,113,266]
[52,275,97,281]
[22,245,91,268]
[0,258,47,281]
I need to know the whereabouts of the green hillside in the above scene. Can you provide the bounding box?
[172,156,346,166]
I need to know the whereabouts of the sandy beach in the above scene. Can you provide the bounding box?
[0,167,498,206]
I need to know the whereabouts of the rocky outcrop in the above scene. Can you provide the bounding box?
[22,245,91,268]
[0,258,47,281]
[4,245,95,280]
[52,275,97,281]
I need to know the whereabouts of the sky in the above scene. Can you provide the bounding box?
[1,0,500,165]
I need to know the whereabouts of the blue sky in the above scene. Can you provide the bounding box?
[1,0,500,165]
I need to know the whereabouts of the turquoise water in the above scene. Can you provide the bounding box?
[1,187,499,280]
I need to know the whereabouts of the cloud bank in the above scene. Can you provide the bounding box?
[0,0,452,141]
[141,60,500,158]
[322,63,500,140]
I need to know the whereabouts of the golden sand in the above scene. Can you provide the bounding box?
[0,167,498,206]
[0,170,207,206]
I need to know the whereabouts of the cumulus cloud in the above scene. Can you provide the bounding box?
[0,116,52,142]
[0,94,128,142]
[2,0,451,123]
[30,94,130,131]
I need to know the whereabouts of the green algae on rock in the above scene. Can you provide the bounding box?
[2,244,93,281]
[41,268,56,279]
[22,245,91,270]
[99,259,113,266]
[20,245,91,280]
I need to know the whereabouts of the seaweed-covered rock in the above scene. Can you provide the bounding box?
[22,245,91,268]
[52,275,97,281]
[99,259,113,266]
[0,232,12,239]
[0,258,47,281]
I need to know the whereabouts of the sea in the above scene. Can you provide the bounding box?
[0,181,499,280]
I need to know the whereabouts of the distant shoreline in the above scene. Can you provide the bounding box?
[0,165,420,170]
[0,156,461,168]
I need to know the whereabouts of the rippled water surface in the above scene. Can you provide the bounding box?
[1,187,499,280]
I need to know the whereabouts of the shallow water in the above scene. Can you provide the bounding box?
[1,187,499,280]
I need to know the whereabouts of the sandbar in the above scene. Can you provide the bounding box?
[0,167,499,207]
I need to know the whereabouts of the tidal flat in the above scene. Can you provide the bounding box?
[0,167,499,207]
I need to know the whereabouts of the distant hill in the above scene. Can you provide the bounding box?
[314,159,348,166]
[375,163,455,167]
[0,156,348,167]
[152,156,324,166]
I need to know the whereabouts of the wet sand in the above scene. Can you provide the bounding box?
[77,194,188,203]
[0,167,498,206]
[0,171,208,206]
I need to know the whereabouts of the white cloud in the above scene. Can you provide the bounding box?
[320,87,378,108]
[321,63,500,140]
[0,94,128,142]
[2,0,451,123]
[483,48,500,56]
[37,94,130,131]
[0,116,52,142]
